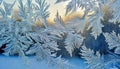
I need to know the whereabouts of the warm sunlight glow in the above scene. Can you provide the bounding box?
[5,0,83,23]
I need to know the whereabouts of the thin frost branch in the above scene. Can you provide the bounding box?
[81,46,105,69]
[54,11,65,29]
[104,31,120,54]
[33,0,50,29]
[65,32,83,57]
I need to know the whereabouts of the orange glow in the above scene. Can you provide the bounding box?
[64,12,83,22]
[9,0,84,26]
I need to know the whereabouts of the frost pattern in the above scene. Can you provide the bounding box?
[0,0,69,68]
[81,46,120,69]
[63,0,105,38]
[109,0,120,23]
[61,0,120,39]
[81,46,105,69]
[65,32,83,57]
[33,0,50,29]
[54,12,65,29]
[104,32,120,54]
[0,0,120,69]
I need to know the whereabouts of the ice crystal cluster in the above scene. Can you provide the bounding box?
[0,0,120,69]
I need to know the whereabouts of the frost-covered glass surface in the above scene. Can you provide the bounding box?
[0,0,120,69]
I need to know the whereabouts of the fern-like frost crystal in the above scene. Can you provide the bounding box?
[65,32,83,57]
[104,32,120,54]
